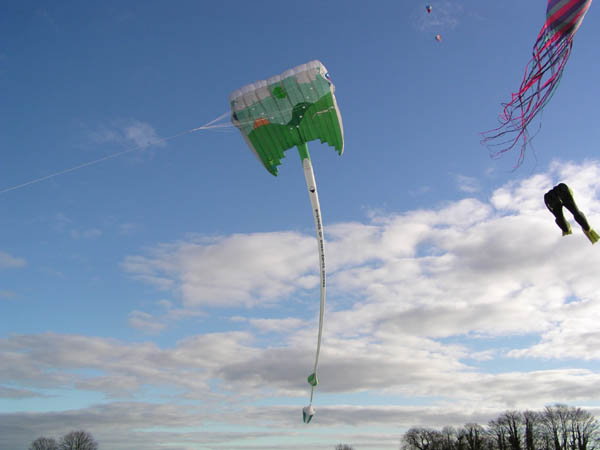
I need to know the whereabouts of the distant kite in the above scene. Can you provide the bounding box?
[482,0,592,165]
[426,4,433,13]
[435,34,442,42]
[230,60,344,424]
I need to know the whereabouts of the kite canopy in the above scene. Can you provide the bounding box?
[482,0,592,165]
[230,60,344,175]
[546,0,591,36]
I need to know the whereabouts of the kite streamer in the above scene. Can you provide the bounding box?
[482,0,592,165]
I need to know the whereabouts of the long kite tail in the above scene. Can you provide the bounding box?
[298,143,326,423]
[481,23,573,165]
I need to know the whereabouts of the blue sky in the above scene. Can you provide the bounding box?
[2,1,600,449]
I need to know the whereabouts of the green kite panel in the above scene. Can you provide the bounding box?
[230,60,344,175]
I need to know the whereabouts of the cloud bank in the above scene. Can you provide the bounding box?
[3,160,600,449]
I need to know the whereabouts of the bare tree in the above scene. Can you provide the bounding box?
[335,445,355,450]
[568,407,598,450]
[460,423,489,450]
[523,410,543,450]
[488,418,509,450]
[538,405,600,450]
[499,411,524,450]
[402,427,444,450]
[29,437,58,450]
[542,404,565,450]
[441,426,459,450]
[58,431,98,450]
[400,406,599,450]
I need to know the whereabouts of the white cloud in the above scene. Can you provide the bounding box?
[122,232,318,308]
[70,228,103,239]
[52,214,103,240]
[247,317,307,334]
[508,298,600,360]
[121,160,600,354]
[127,310,166,334]
[119,222,138,235]
[0,385,42,399]
[128,304,205,334]
[454,174,481,193]
[4,160,600,449]
[53,212,72,231]
[91,120,166,154]
[0,250,25,269]
[0,401,521,450]
[415,0,462,33]
[123,120,165,149]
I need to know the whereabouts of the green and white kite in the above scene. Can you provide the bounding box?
[230,60,344,423]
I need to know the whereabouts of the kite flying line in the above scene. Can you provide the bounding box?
[0,112,232,196]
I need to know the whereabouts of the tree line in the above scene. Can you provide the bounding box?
[26,405,598,450]
[401,405,599,450]
[29,430,98,450]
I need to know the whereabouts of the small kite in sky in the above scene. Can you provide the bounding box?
[230,60,344,423]
[426,4,433,13]
[544,183,599,244]
[435,34,442,42]
[482,0,592,165]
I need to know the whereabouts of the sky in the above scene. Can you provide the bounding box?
[2,1,600,449]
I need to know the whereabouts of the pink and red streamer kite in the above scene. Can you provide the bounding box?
[482,0,592,165]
